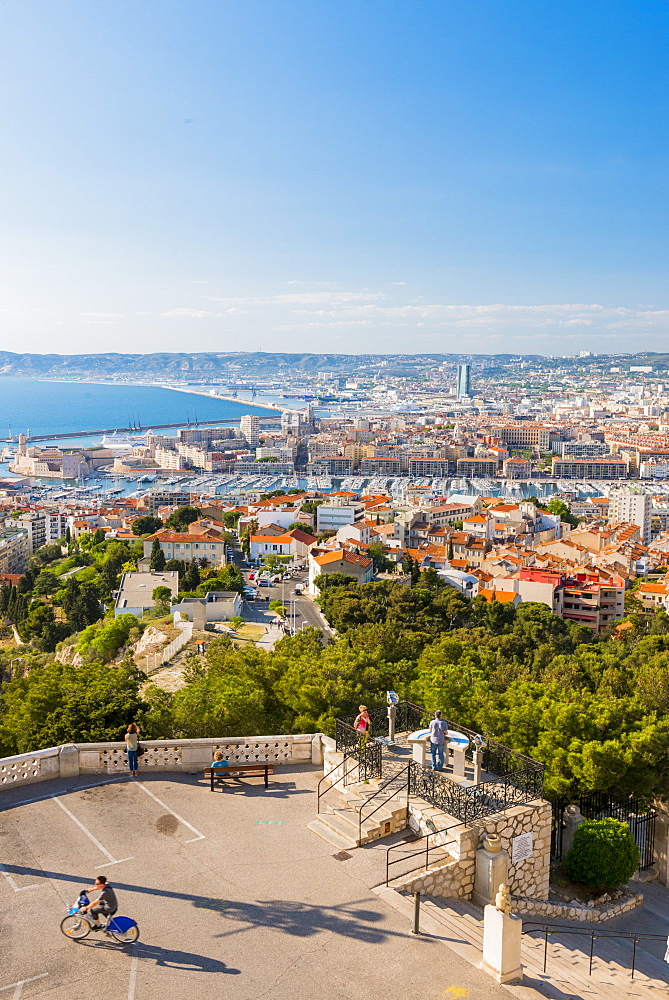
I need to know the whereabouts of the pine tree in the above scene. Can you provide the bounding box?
[150,539,166,571]
[184,559,200,591]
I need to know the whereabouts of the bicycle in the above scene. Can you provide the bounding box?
[60,891,140,944]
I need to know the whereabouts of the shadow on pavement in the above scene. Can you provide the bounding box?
[76,938,241,973]
[207,896,436,945]
[6,865,429,946]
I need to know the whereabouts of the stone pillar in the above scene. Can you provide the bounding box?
[473,749,483,784]
[59,743,80,778]
[473,834,509,907]
[561,804,585,857]
[452,747,466,778]
[482,905,523,984]
[311,734,324,766]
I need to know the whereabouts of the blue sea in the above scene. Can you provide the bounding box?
[0,378,280,443]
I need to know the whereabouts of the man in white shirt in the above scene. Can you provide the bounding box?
[429,710,448,771]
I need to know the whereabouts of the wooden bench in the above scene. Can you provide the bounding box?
[205,762,275,791]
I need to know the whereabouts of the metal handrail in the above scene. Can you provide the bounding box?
[385,821,464,886]
[357,763,411,843]
[316,750,358,814]
[523,921,668,979]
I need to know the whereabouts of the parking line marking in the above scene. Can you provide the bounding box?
[0,777,128,811]
[0,863,38,893]
[127,945,138,1000]
[135,782,205,842]
[0,974,48,998]
[52,796,134,866]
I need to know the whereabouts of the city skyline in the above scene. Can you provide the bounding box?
[0,1,666,356]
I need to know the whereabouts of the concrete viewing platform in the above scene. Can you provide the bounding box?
[0,761,513,1000]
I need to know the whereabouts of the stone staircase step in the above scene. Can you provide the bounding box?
[307,817,357,851]
[419,897,626,1000]
[428,896,666,1000]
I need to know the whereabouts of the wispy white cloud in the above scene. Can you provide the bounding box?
[162,308,214,319]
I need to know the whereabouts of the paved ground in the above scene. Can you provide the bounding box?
[0,763,514,1000]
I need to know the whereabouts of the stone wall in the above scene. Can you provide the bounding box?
[471,800,552,900]
[0,734,325,792]
[400,797,551,902]
[514,890,643,923]
[391,855,467,897]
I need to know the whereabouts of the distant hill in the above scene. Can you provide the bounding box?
[0,351,551,378]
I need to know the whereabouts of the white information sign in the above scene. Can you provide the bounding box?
[512,832,533,863]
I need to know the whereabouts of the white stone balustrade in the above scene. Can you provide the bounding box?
[0,733,325,791]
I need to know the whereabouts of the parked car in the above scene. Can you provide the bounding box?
[258,578,272,587]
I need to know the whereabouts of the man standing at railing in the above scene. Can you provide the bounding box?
[429,710,448,771]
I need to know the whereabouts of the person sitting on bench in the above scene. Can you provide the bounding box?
[211,751,228,769]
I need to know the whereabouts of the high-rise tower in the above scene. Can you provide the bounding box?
[456,364,471,398]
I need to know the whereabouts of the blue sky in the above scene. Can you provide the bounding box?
[0,0,666,356]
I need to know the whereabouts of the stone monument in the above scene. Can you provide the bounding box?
[561,803,585,856]
[481,882,523,985]
[473,833,509,907]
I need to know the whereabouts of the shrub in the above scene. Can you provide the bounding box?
[564,818,639,889]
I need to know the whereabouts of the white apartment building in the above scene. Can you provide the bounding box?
[154,447,188,471]
[240,415,260,448]
[0,524,29,574]
[640,461,669,479]
[13,511,68,554]
[608,489,652,543]
[316,502,364,533]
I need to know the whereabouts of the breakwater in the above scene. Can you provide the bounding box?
[14,414,281,444]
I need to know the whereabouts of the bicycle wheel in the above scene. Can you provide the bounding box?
[60,914,91,939]
[109,922,139,944]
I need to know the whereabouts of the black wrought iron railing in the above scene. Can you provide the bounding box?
[334,718,383,781]
[407,761,544,825]
[334,701,544,825]
[524,922,668,980]
[550,791,657,872]
[338,701,542,774]
[317,750,359,814]
[357,763,411,843]
[385,823,464,886]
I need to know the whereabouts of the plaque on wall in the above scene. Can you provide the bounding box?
[512,831,533,863]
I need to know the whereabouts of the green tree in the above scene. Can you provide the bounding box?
[0,659,145,755]
[152,586,173,613]
[32,570,60,595]
[183,559,201,591]
[17,605,71,652]
[165,506,201,531]
[287,521,315,535]
[150,539,166,572]
[313,572,356,592]
[63,580,102,632]
[367,541,391,572]
[546,498,579,528]
[132,515,164,536]
[262,554,292,575]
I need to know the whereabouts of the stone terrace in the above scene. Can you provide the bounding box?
[0,751,513,1000]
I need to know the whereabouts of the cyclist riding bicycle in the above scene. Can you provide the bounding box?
[80,876,118,929]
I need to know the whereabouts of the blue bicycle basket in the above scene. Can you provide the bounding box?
[107,915,136,933]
